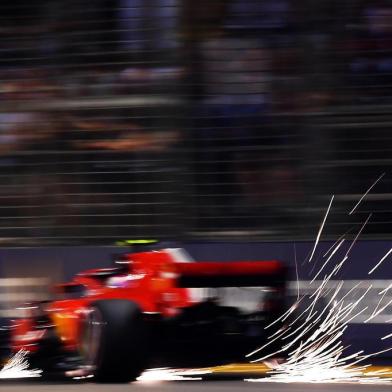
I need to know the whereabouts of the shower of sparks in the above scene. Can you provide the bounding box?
[349,173,385,215]
[382,332,392,340]
[322,230,352,258]
[368,248,392,275]
[344,214,372,260]
[0,350,42,379]
[310,238,345,284]
[308,195,334,263]
[247,182,392,384]
[136,368,210,382]
[365,285,392,323]
[293,243,300,300]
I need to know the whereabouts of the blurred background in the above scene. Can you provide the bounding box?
[0,0,391,245]
[0,0,392,350]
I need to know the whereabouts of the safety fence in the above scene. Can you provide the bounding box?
[0,0,391,244]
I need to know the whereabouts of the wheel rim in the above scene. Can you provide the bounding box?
[81,308,104,370]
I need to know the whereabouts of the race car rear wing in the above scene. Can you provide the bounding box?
[175,261,286,288]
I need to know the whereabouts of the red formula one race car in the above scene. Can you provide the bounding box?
[10,247,287,382]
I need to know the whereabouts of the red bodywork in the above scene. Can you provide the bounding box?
[11,249,286,356]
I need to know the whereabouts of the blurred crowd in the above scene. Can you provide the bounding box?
[0,0,391,242]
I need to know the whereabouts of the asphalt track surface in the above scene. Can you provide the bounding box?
[1,363,392,391]
[2,364,392,392]
[1,379,392,392]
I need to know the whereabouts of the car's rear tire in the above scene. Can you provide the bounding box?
[80,299,148,383]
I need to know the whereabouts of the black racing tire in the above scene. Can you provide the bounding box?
[80,299,148,383]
